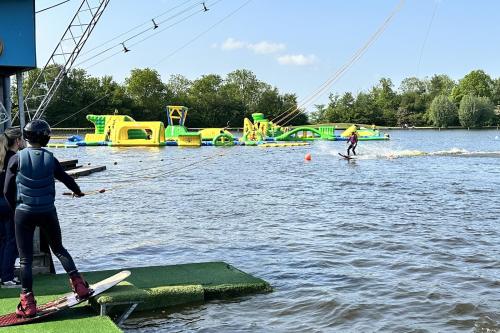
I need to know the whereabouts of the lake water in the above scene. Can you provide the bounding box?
[51,129,500,332]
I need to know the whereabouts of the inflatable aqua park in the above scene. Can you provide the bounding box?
[57,107,389,148]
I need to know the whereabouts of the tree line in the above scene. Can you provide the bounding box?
[16,67,306,128]
[13,67,500,128]
[311,70,500,128]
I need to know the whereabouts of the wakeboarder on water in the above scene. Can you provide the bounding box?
[347,126,359,156]
[3,119,91,318]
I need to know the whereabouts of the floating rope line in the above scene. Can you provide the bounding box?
[67,149,237,196]
[72,149,245,185]
[72,154,220,184]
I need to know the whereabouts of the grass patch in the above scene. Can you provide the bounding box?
[0,262,270,331]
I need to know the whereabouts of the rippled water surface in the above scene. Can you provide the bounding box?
[51,130,500,332]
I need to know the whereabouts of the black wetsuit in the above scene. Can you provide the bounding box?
[4,148,82,292]
[0,150,17,281]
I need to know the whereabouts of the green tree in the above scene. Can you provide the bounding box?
[372,78,398,125]
[125,68,167,120]
[187,74,224,127]
[428,95,457,127]
[399,77,427,94]
[491,78,500,106]
[492,79,500,125]
[428,74,455,98]
[254,88,284,120]
[224,69,269,113]
[165,74,192,106]
[282,93,307,126]
[325,92,355,123]
[310,104,327,123]
[458,95,495,128]
[44,68,104,127]
[451,70,493,103]
[398,91,431,126]
[355,92,380,124]
[20,65,63,117]
[94,76,135,116]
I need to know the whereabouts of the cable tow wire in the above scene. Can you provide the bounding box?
[34,1,248,198]
[416,0,439,77]
[82,0,231,70]
[79,0,198,57]
[76,0,207,68]
[271,0,405,127]
[49,0,252,128]
[64,150,238,196]
[50,93,111,128]
[36,0,71,14]
[154,0,253,66]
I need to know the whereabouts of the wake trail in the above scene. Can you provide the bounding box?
[316,142,500,160]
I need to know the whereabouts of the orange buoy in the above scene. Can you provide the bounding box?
[305,153,312,161]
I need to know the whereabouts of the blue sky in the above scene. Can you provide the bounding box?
[35,0,500,110]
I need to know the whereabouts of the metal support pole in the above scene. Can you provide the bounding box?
[17,73,26,132]
[4,76,11,128]
[0,76,4,133]
[117,303,139,326]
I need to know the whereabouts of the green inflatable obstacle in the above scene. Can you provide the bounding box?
[275,126,335,141]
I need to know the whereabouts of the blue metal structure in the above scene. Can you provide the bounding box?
[0,0,36,75]
[0,0,36,130]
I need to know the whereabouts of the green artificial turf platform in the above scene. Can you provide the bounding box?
[0,261,271,332]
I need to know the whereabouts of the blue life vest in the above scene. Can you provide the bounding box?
[16,148,56,212]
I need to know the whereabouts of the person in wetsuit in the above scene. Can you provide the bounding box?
[0,127,24,288]
[3,119,91,318]
[347,127,358,156]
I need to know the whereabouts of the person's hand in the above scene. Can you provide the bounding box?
[73,192,85,198]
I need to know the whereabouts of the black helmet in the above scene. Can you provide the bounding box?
[23,119,51,146]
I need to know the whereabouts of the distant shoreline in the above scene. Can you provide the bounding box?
[51,125,500,133]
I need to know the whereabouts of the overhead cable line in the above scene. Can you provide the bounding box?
[273,0,405,127]
[154,0,252,66]
[51,93,111,127]
[76,0,206,67]
[49,0,249,127]
[36,0,71,14]
[80,3,210,70]
[80,0,198,57]
[416,1,439,77]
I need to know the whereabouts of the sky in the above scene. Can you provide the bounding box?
[34,0,500,111]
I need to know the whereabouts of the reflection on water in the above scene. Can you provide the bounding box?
[50,130,500,332]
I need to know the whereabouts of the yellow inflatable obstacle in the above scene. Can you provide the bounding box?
[340,124,389,140]
[85,114,165,146]
[110,121,165,147]
[199,128,233,141]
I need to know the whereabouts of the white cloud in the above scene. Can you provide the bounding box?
[247,41,286,54]
[219,38,316,66]
[221,38,246,50]
[220,38,286,54]
[277,54,318,66]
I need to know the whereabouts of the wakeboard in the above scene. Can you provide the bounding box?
[0,270,131,327]
[338,153,355,160]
